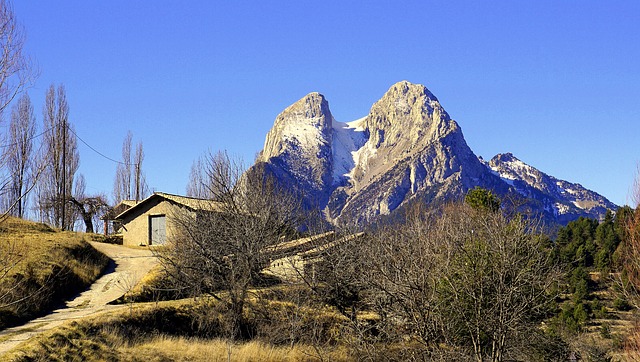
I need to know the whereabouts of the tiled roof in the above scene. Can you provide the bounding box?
[154,192,224,212]
[263,231,335,255]
[114,192,224,220]
[300,232,365,257]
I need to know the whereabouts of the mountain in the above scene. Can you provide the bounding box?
[251,81,616,226]
[486,152,617,224]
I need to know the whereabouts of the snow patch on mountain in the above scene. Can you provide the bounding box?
[556,203,570,215]
[331,117,367,183]
[280,115,328,150]
[252,81,617,227]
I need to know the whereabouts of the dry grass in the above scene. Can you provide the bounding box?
[559,272,640,360]
[6,299,354,362]
[118,337,352,362]
[0,217,110,330]
[113,264,187,303]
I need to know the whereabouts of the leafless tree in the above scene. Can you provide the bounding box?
[69,174,109,233]
[625,166,640,278]
[317,203,561,361]
[186,150,235,200]
[0,0,36,117]
[186,154,209,198]
[616,166,640,358]
[113,131,148,203]
[433,204,559,361]
[157,151,307,339]
[0,0,37,220]
[113,131,132,202]
[2,93,35,217]
[133,140,147,201]
[36,84,79,230]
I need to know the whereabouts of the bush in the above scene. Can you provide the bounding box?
[573,302,589,325]
[613,297,632,311]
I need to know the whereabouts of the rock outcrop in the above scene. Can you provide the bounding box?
[249,81,616,226]
[258,92,334,208]
[487,153,617,224]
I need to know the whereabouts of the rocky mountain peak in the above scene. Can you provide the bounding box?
[363,81,453,149]
[260,92,332,163]
[249,81,616,227]
[487,152,617,223]
[258,92,334,202]
[492,152,517,162]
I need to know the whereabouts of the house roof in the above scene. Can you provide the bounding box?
[299,232,365,258]
[102,199,139,220]
[263,231,335,256]
[114,192,224,220]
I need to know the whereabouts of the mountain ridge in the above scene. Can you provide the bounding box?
[251,81,616,226]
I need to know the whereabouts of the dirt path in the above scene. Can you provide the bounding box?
[0,242,157,356]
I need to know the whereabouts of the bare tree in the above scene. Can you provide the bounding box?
[186,154,209,198]
[186,150,233,200]
[113,131,147,203]
[113,131,132,202]
[69,174,109,233]
[316,202,561,361]
[433,204,559,361]
[0,0,37,219]
[36,84,79,230]
[612,166,640,358]
[0,0,36,117]
[2,93,35,217]
[133,140,147,202]
[157,151,306,339]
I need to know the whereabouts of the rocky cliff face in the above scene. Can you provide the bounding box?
[258,92,334,207]
[250,81,616,226]
[487,153,617,224]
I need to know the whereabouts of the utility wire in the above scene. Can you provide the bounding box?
[1,122,133,166]
[66,125,130,166]
[0,126,52,150]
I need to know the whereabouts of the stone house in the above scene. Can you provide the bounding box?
[263,232,365,282]
[102,199,138,235]
[114,192,222,247]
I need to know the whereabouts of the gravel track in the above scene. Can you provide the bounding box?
[0,242,157,356]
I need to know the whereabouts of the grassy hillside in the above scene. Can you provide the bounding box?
[0,217,110,330]
[5,207,640,360]
[6,299,354,362]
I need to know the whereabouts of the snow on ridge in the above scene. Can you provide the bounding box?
[332,117,367,183]
[555,203,570,215]
[281,115,327,149]
[503,158,537,180]
[487,163,517,186]
[346,116,367,131]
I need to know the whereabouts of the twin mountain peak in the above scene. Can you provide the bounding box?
[251,80,615,226]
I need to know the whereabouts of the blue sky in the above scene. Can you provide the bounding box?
[11,1,640,206]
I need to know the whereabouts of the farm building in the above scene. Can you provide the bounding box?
[113,192,222,246]
[263,232,365,283]
[102,199,138,235]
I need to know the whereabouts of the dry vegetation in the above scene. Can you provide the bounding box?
[4,161,640,361]
[0,217,110,329]
[6,299,354,362]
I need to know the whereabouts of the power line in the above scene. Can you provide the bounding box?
[66,126,129,166]
[0,126,52,150]
[2,122,132,166]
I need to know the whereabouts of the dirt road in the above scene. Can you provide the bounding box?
[0,242,157,356]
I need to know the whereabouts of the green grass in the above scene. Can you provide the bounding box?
[0,217,110,330]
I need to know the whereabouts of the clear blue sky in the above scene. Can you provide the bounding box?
[11,1,640,206]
